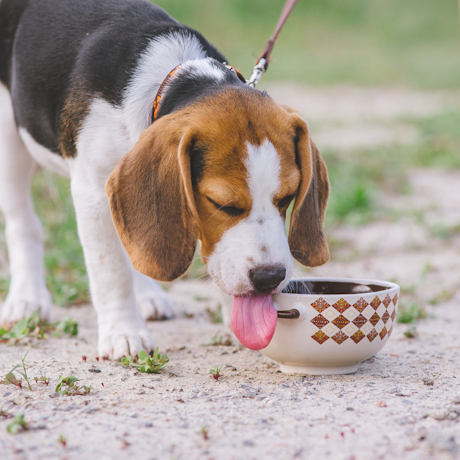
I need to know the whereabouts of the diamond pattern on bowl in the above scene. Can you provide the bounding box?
[331,330,348,344]
[332,315,350,330]
[377,304,386,316]
[323,307,339,320]
[379,326,388,340]
[381,311,390,324]
[311,297,330,313]
[391,309,396,322]
[352,314,367,328]
[362,306,374,319]
[375,320,384,333]
[333,298,351,313]
[323,324,338,336]
[369,312,380,326]
[311,330,329,344]
[353,297,369,313]
[367,328,378,342]
[344,308,358,320]
[351,330,365,344]
[371,296,381,310]
[383,294,391,308]
[310,314,329,329]
[361,322,372,334]
[344,323,358,336]
[392,293,398,305]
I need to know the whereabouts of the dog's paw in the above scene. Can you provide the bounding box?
[133,272,175,320]
[98,320,156,360]
[0,295,52,326]
[137,294,175,321]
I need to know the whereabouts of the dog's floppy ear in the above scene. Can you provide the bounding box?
[106,117,199,281]
[285,108,330,267]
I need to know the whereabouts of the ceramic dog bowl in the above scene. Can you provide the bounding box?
[222,277,400,375]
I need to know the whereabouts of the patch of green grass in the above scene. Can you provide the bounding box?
[31,170,89,306]
[322,110,460,226]
[397,300,427,324]
[153,0,460,89]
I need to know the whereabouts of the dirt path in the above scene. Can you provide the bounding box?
[1,87,460,459]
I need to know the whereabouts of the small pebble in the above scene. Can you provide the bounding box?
[89,369,101,373]
[423,376,434,386]
[377,400,387,407]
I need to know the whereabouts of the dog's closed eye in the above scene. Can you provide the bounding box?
[277,194,295,209]
[207,197,244,217]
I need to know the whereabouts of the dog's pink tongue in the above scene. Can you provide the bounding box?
[231,295,278,351]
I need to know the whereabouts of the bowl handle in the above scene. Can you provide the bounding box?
[277,309,300,319]
[275,302,307,321]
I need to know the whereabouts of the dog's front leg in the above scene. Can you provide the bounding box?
[69,174,155,359]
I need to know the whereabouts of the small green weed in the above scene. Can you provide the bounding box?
[429,290,455,306]
[5,343,41,391]
[203,333,232,347]
[404,325,418,339]
[33,375,50,386]
[58,434,67,447]
[397,301,427,324]
[6,413,28,434]
[200,425,209,440]
[55,376,91,395]
[118,348,169,374]
[209,364,223,381]
[205,305,223,324]
[52,318,78,337]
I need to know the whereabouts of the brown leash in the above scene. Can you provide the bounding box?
[247,0,299,87]
[152,0,299,120]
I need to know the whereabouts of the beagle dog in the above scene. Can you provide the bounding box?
[0,0,329,358]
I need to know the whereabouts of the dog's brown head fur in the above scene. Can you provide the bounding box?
[106,88,329,290]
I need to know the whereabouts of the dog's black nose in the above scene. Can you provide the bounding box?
[250,266,286,293]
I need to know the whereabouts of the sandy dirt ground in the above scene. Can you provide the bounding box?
[1,86,460,460]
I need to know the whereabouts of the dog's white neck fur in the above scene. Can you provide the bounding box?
[123,32,225,144]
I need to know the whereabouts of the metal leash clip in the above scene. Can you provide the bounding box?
[246,58,267,88]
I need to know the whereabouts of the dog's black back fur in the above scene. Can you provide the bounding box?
[0,0,226,155]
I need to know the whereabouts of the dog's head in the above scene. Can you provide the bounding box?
[106,88,329,296]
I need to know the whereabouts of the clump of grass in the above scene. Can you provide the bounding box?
[6,413,28,434]
[118,348,169,374]
[203,333,232,347]
[205,305,223,324]
[397,301,427,324]
[0,312,78,343]
[55,376,91,395]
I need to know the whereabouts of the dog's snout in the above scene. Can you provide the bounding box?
[249,266,286,293]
